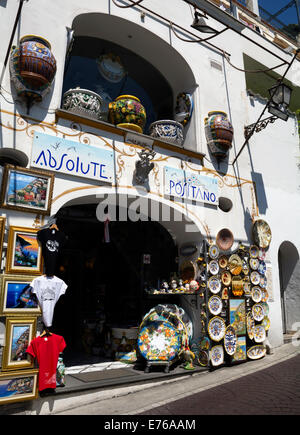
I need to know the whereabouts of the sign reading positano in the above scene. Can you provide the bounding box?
[164,166,218,205]
[31,132,114,183]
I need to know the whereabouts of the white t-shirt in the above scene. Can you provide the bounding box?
[31,275,67,327]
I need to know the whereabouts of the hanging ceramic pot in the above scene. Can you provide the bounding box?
[204,111,233,160]
[216,228,234,251]
[148,120,184,146]
[108,95,146,133]
[10,35,56,109]
[62,88,103,120]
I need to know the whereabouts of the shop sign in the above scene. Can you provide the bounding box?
[164,166,218,205]
[30,132,114,183]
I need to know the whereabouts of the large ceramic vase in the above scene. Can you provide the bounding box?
[62,88,103,120]
[148,120,184,146]
[204,111,233,160]
[10,35,56,108]
[108,95,146,133]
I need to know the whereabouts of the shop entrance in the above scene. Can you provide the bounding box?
[51,203,178,366]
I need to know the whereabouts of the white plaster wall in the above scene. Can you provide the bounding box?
[0,0,299,348]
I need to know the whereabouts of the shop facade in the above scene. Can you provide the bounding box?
[0,0,299,405]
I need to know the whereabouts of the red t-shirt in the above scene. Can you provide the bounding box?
[26,334,66,391]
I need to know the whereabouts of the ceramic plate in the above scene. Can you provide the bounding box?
[258,248,266,261]
[210,345,224,366]
[208,244,219,259]
[96,53,126,83]
[251,286,262,303]
[198,350,209,367]
[249,258,259,270]
[208,316,226,342]
[249,245,259,258]
[208,295,223,315]
[252,219,272,248]
[258,261,266,275]
[221,271,231,286]
[224,325,237,356]
[260,275,267,288]
[208,260,219,275]
[228,254,243,275]
[208,276,221,294]
[247,312,255,340]
[174,92,194,126]
[250,271,260,285]
[260,288,268,302]
[247,345,266,360]
[252,303,265,321]
[262,302,269,316]
[218,255,228,269]
[137,321,181,361]
[253,325,266,343]
[262,316,270,331]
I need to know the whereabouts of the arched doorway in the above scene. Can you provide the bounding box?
[51,194,203,367]
[278,241,300,333]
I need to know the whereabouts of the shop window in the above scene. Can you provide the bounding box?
[62,36,173,133]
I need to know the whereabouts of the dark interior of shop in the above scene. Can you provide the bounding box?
[51,203,178,366]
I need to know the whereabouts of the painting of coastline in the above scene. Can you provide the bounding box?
[229,299,246,336]
[0,275,40,315]
[232,336,247,362]
[0,165,54,215]
[6,227,42,275]
[13,233,39,268]
[0,370,38,404]
[10,325,30,362]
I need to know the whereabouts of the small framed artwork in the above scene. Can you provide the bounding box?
[2,317,37,371]
[0,164,54,215]
[0,369,38,404]
[6,226,43,275]
[0,274,41,316]
[229,298,246,336]
[0,216,5,258]
[231,336,247,364]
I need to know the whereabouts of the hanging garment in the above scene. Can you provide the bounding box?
[37,227,66,276]
[31,275,68,327]
[26,334,66,391]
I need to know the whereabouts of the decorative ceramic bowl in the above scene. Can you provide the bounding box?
[247,312,255,340]
[258,261,266,275]
[216,228,234,251]
[252,303,265,321]
[221,271,231,286]
[228,254,243,275]
[250,271,260,285]
[249,245,259,258]
[218,255,228,269]
[209,244,219,259]
[249,258,259,270]
[208,276,221,294]
[251,286,262,303]
[208,260,219,275]
[148,120,184,146]
[253,325,266,343]
[62,88,103,120]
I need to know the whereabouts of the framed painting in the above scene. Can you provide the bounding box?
[231,336,247,363]
[0,274,41,316]
[0,369,38,404]
[2,317,36,371]
[6,226,43,275]
[229,298,246,336]
[0,216,5,259]
[0,164,54,215]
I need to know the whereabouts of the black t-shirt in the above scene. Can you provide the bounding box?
[37,228,66,276]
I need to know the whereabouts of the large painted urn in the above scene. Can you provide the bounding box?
[204,111,233,160]
[108,95,146,134]
[10,35,56,110]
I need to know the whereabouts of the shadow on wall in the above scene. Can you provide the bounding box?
[251,170,268,215]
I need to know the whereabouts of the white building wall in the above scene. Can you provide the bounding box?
[0,0,299,350]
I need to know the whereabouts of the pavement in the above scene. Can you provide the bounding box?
[4,339,298,415]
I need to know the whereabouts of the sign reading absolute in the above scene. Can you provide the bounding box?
[31,132,114,183]
[164,166,218,205]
